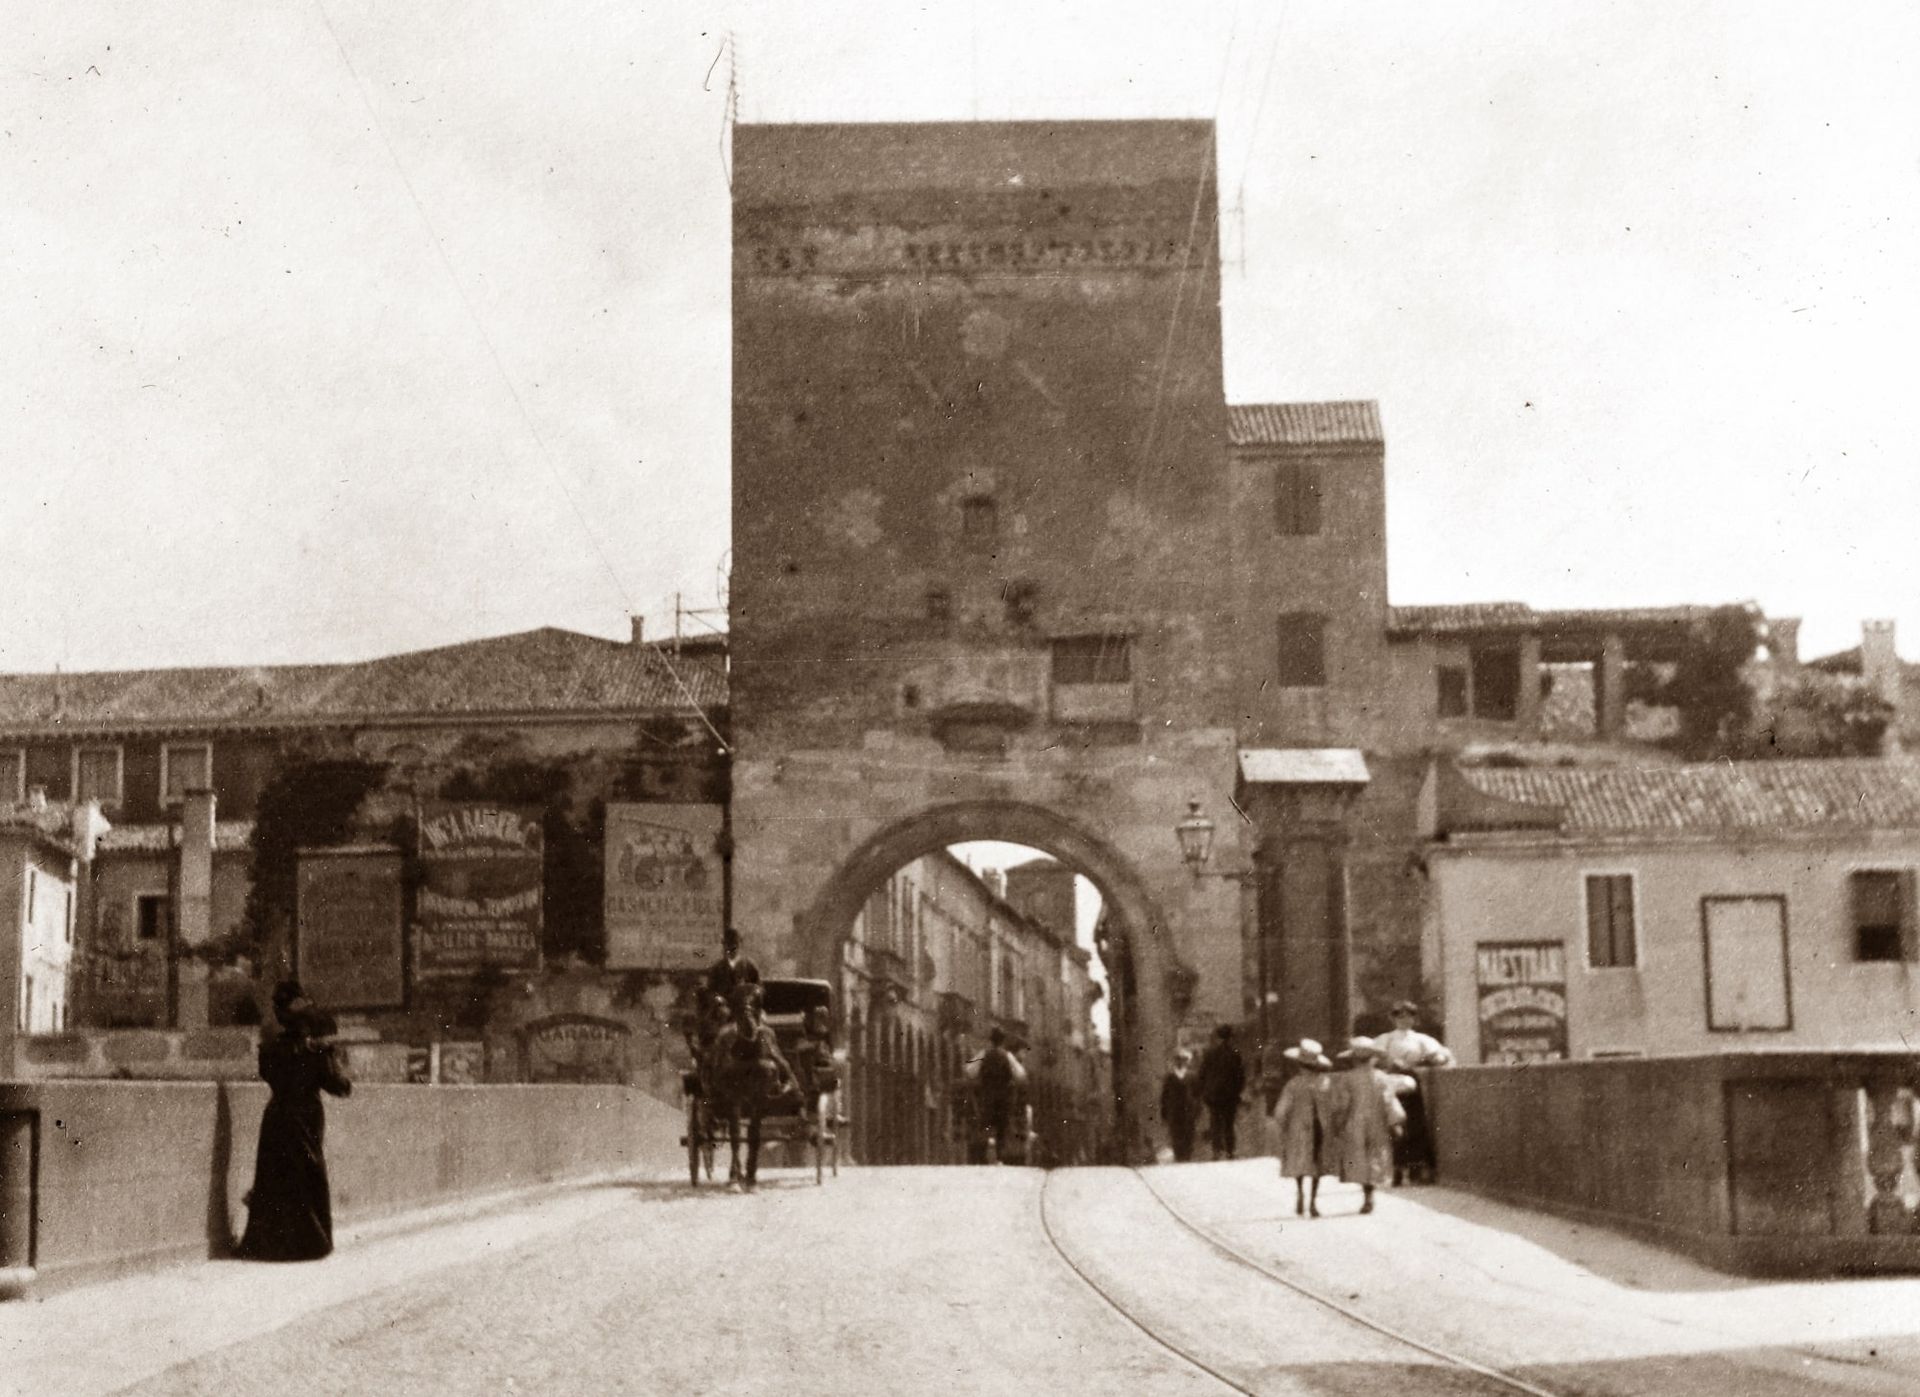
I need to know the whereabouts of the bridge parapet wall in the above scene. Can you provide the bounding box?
[1430,1052,1920,1276]
[0,1080,682,1298]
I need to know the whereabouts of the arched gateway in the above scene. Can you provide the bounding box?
[727,119,1255,1158]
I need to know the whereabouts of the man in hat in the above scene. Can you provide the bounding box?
[1377,1000,1453,1183]
[704,926,761,1003]
[1158,1048,1201,1163]
[1195,1024,1247,1160]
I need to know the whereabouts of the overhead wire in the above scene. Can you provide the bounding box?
[309,0,731,753]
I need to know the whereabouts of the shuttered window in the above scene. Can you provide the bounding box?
[1584,874,1637,968]
[1274,462,1322,536]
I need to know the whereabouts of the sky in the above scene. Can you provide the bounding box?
[5,1,1917,674]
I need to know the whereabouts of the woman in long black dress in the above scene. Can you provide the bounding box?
[237,980,351,1261]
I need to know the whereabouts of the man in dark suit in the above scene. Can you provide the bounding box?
[705,926,761,1002]
[1196,1024,1247,1160]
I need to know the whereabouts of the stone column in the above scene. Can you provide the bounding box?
[1327,830,1355,1042]
[1597,633,1628,739]
[1515,634,1544,736]
[174,790,216,1031]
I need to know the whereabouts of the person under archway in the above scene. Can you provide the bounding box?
[1196,1025,1247,1160]
[1158,1048,1200,1162]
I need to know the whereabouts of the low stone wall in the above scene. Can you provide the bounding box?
[0,1079,687,1296]
[10,1028,259,1081]
[1429,1052,1920,1277]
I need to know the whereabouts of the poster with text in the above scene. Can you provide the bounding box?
[1475,941,1569,1063]
[604,802,723,970]
[414,803,544,978]
[296,849,405,1009]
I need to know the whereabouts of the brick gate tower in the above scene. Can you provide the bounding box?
[728,121,1250,1156]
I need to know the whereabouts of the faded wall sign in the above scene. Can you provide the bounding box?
[1474,941,1568,1064]
[523,1013,632,1084]
[414,802,543,978]
[295,849,405,1009]
[604,803,722,970]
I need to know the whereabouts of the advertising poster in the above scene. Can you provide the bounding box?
[414,803,544,978]
[1474,941,1569,1063]
[604,802,723,970]
[295,849,405,1009]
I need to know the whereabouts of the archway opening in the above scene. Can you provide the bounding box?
[794,801,1172,1168]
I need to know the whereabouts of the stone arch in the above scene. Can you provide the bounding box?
[794,798,1175,1160]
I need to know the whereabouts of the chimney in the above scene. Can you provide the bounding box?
[630,615,646,646]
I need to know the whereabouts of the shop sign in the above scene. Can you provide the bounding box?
[523,1013,632,1084]
[414,802,544,978]
[604,803,722,971]
[296,849,405,1009]
[1474,941,1568,1064]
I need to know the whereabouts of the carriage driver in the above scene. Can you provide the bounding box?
[706,926,762,1002]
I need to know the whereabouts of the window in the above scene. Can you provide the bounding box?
[75,745,123,806]
[26,868,37,923]
[1469,646,1520,720]
[1051,636,1131,686]
[960,496,997,546]
[1584,873,1638,967]
[0,748,22,803]
[1437,665,1469,718]
[1276,613,1327,688]
[135,893,171,943]
[1274,462,1322,536]
[161,743,212,805]
[1850,870,1915,963]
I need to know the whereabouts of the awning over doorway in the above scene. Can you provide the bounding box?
[1237,748,1371,786]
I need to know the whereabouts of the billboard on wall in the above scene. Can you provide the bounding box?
[604,803,723,970]
[1474,941,1569,1063]
[414,803,544,978]
[296,849,405,1009]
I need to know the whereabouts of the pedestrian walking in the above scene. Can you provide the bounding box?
[1157,1048,1201,1162]
[1328,1036,1413,1215]
[1377,1000,1454,1185]
[704,925,761,1002]
[965,1026,1026,1164]
[1269,1038,1334,1217]
[1196,1024,1247,1160]
[237,980,352,1261]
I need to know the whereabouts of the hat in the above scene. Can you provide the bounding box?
[1390,1000,1420,1017]
[1340,1035,1385,1062]
[1281,1038,1332,1070]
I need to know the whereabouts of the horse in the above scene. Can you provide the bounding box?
[703,988,801,1191]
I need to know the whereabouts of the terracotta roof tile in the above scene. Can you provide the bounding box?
[1227,401,1382,447]
[1459,758,1920,835]
[0,629,726,735]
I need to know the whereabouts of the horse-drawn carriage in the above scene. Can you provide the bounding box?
[681,977,845,1188]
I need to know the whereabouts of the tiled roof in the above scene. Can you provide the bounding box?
[1388,602,1732,637]
[1227,401,1382,447]
[1458,758,1920,836]
[0,628,727,736]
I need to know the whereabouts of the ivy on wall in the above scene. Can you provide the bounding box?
[242,754,392,969]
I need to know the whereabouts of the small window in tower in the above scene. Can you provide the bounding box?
[1274,462,1323,536]
[1051,636,1131,685]
[1276,613,1327,688]
[1437,665,1469,718]
[961,496,997,546]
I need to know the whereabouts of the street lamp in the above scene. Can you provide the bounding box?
[1174,798,1216,877]
[1172,798,1271,1051]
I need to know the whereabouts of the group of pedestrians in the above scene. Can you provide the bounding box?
[1157,1001,1455,1217]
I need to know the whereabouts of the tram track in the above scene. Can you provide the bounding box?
[1036,1167,1565,1397]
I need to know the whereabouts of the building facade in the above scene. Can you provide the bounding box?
[1426,759,1920,1060]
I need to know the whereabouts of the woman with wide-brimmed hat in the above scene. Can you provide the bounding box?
[1269,1037,1334,1217]
[1328,1037,1412,1215]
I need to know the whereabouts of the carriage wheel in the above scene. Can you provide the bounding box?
[686,1095,704,1188]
